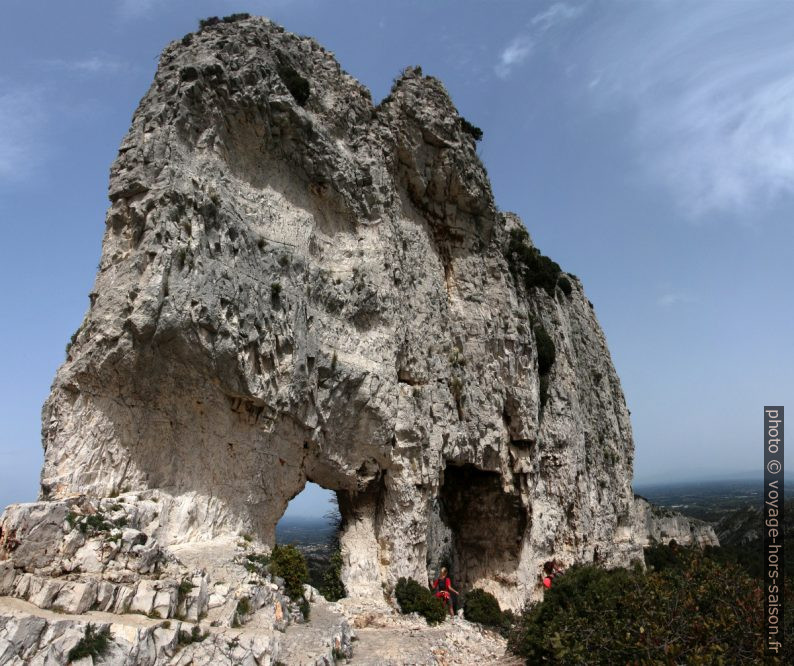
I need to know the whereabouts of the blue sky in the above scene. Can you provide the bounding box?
[1,1,792,514]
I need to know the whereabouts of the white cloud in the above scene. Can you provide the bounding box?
[495,2,585,79]
[657,292,695,307]
[0,88,46,181]
[578,2,794,217]
[532,2,584,32]
[495,35,534,79]
[118,0,160,20]
[40,56,127,75]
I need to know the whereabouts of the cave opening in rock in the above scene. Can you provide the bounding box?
[435,464,526,593]
[275,481,343,591]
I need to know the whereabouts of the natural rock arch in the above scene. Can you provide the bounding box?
[39,16,643,609]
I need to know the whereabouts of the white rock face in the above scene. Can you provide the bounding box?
[0,494,348,664]
[0,15,723,663]
[631,497,719,549]
[28,15,648,610]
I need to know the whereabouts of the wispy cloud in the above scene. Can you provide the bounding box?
[118,0,160,21]
[40,56,127,75]
[495,2,585,79]
[577,2,794,217]
[495,36,534,79]
[532,2,585,32]
[657,292,695,308]
[0,87,46,182]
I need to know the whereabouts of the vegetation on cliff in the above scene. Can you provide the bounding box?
[508,543,777,664]
[395,577,447,625]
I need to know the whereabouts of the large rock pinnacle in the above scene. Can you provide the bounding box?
[38,15,644,609]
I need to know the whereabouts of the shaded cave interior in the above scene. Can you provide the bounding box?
[429,464,526,591]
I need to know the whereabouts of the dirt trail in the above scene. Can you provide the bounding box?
[338,602,523,666]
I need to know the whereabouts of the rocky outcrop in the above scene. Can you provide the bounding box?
[0,495,352,665]
[25,14,644,614]
[631,497,719,549]
[0,605,281,666]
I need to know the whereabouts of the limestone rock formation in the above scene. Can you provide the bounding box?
[30,14,647,610]
[632,497,719,549]
[0,493,353,664]
[0,15,725,664]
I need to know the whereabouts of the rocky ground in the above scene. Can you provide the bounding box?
[339,599,520,666]
[0,496,352,664]
[0,494,521,665]
[0,593,519,666]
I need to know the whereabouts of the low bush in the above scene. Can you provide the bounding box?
[299,597,311,620]
[177,625,208,645]
[533,325,556,376]
[395,577,447,625]
[68,623,111,662]
[557,275,573,296]
[222,13,250,23]
[177,579,194,607]
[270,544,309,601]
[463,588,504,627]
[199,12,249,31]
[320,548,346,602]
[246,552,270,566]
[277,64,310,106]
[67,511,113,535]
[198,16,221,30]
[460,117,483,141]
[236,596,251,617]
[508,548,767,664]
[505,227,562,296]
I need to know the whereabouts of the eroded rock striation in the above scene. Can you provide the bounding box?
[39,15,642,609]
[2,19,712,642]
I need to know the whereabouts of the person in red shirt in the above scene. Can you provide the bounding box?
[431,566,459,616]
[542,560,564,589]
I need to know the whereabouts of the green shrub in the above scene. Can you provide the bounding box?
[236,596,251,616]
[244,552,271,577]
[67,511,113,535]
[246,552,270,566]
[65,330,78,356]
[505,227,562,295]
[533,325,555,376]
[270,544,309,601]
[177,579,194,608]
[395,577,447,625]
[277,64,310,106]
[463,588,503,626]
[320,548,346,602]
[222,13,250,23]
[270,282,282,301]
[198,16,221,30]
[460,117,483,141]
[68,623,111,661]
[178,625,208,645]
[299,597,310,620]
[508,549,766,664]
[557,275,573,296]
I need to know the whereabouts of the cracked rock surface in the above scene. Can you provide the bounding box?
[37,15,646,610]
[1,18,716,664]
